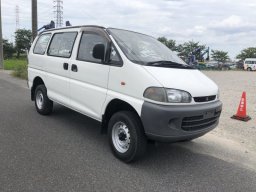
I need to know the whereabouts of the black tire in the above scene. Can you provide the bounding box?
[247,67,252,71]
[34,85,53,115]
[108,111,147,163]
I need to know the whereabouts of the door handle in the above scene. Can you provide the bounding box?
[71,64,78,72]
[63,63,69,70]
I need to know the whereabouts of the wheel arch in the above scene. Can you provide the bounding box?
[101,99,143,134]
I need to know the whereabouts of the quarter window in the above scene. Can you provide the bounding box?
[33,34,51,55]
[48,32,77,58]
[109,46,121,64]
[77,33,108,63]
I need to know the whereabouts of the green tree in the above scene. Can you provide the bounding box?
[211,50,229,63]
[157,38,208,63]
[178,41,206,62]
[15,29,32,58]
[158,37,177,51]
[3,39,15,59]
[236,47,256,61]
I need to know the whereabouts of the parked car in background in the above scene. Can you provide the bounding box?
[225,62,237,70]
[205,61,219,69]
[244,58,256,71]
[196,63,207,70]
[219,63,231,70]
[236,61,244,70]
[205,61,230,70]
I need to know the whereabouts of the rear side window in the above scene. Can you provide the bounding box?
[33,34,51,55]
[77,33,108,63]
[48,32,77,58]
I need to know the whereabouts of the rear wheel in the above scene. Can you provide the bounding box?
[108,111,147,163]
[247,67,252,71]
[35,85,53,115]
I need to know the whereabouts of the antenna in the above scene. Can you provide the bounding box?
[53,0,63,28]
[16,5,20,30]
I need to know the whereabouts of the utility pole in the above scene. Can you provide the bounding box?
[53,0,63,28]
[16,5,20,31]
[32,0,38,40]
[0,0,4,69]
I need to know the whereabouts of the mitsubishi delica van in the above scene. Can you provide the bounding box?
[28,25,222,162]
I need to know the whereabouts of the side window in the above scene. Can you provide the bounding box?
[33,34,51,55]
[109,45,121,65]
[48,32,77,58]
[77,33,108,63]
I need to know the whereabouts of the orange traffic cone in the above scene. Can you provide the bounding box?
[231,92,251,121]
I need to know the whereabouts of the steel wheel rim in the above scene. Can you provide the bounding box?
[112,121,131,153]
[36,90,44,110]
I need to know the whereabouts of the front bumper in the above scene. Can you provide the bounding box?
[141,100,222,142]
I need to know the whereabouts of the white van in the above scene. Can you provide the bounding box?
[244,58,256,71]
[28,26,222,162]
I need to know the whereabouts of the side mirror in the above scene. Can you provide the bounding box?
[93,44,105,61]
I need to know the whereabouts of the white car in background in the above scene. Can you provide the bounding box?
[244,58,256,71]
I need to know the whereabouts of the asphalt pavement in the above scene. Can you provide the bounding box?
[0,71,255,192]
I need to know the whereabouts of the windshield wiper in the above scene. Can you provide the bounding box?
[145,60,194,69]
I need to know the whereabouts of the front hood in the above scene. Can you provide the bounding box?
[143,66,218,97]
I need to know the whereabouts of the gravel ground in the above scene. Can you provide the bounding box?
[203,71,256,152]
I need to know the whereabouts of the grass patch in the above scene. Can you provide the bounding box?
[3,57,27,70]
[12,63,28,80]
[3,57,28,80]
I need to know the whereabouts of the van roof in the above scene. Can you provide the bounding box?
[41,25,105,33]
[39,25,156,40]
[38,25,155,41]
[245,58,256,60]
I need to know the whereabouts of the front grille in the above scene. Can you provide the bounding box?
[194,95,216,103]
[181,110,221,131]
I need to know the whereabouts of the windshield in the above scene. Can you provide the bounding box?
[107,28,186,66]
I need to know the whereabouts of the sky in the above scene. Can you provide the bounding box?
[2,0,256,59]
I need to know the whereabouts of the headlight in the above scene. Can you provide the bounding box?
[143,87,192,103]
[166,89,191,103]
[143,87,167,102]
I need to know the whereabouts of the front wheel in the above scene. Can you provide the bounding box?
[35,85,53,115]
[108,111,147,163]
[247,67,252,71]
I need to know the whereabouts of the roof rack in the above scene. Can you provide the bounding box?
[43,25,105,32]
